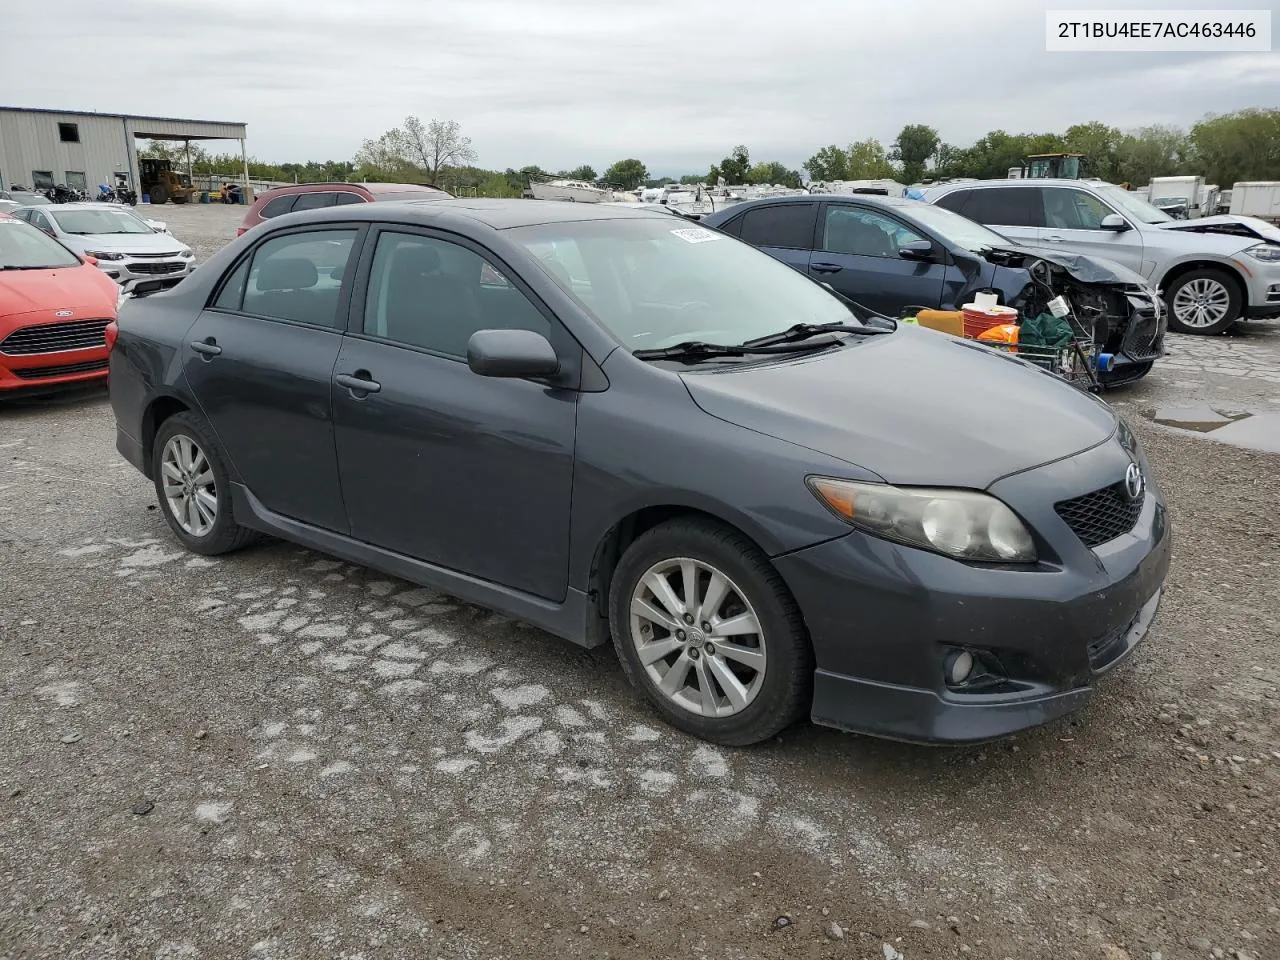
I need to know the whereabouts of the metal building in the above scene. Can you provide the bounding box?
[0,106,248,196]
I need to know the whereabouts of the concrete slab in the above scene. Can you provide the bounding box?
[1205,411,1280,454]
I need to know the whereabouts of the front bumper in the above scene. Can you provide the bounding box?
[776,435,1172,744]
[1242,263,1280,316]
[97,257,193,291]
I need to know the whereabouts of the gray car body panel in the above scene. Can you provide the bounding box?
[110,198,1169,744]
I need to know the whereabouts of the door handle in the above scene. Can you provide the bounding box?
[1043,235,1066,242]
[190,338,221,357]
[810,262,843,274]
[335,371,381,395]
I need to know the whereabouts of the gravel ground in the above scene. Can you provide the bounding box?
[1,203,1278,960]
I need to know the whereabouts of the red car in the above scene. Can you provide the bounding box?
[237,181,452,236]
[0,213,120,396]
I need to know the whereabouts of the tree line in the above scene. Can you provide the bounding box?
[807,109,1280,187]
[139,107,1279,198]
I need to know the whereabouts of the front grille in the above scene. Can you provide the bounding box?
[0,318,111,355]
[123,251,174,259]
[1120,295,1165,361]
[12,358,109,380]
[1055,482,1145,548]
[129,261,185,275]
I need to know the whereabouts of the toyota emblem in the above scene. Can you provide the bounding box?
[1123,462,1144,501]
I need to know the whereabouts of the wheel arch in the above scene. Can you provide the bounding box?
[1155,258,1247,304]
[140,393,192,479]
[582,502,789,647]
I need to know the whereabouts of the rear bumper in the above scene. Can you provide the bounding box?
[115,424,147,475]
[775,436,1172,744]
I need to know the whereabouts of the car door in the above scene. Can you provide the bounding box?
[1038,187,1145,273]
[184,225,361,533]
[734,202,818,273]
[935,186,1043,245]
[331,227,578,602]
[808,203,947,316]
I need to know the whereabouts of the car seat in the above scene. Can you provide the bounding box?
[250,256,328,325]
[383,242,481,355]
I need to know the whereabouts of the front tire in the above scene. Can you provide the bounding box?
[152,412,256,556]
[608,518,812,746]
[1165,268,1241,335]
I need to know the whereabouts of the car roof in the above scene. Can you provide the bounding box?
[926,178,1114,193]
[270,197,671,232]
[260,182,445,196]
[704,193,930,221]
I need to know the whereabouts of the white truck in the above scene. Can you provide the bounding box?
[1228,181,1280,223]
[1148,175,1206,219]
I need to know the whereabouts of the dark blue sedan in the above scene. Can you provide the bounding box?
[702,195,1165,385]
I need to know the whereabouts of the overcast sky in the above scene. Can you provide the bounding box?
[6,0,1278,175]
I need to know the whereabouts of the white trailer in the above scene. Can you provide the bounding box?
[1228,181,1280,223]
[1148,175,1206,218]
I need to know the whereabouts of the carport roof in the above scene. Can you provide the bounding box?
[0,106,246,141]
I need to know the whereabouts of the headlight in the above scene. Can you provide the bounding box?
[180,249,194,259]
[1245,243,1280,262]
[86,249,125,261]
[807,477,1037,562]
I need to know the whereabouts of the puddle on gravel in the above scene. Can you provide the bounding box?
[1146,404,1280,453]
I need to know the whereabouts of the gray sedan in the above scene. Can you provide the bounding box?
[107,199,1170,746]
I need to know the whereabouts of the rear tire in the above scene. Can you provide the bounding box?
[608,518,812,746]
[152,412,257,556]
[1164,268,1241,335]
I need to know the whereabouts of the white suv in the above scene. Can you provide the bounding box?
[921,179,1280,335]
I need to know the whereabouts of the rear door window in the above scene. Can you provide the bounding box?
[259,195,298,219]
[737,203,818,249]
[334,192,365,206]
[958,188,1044,228]
[292,191,339,212]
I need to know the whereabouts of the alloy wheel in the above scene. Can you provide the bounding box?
[1171,277,1231,329]
[628,557,767,718]
[160,434,217,537]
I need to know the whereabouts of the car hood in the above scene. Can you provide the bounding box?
[0,264,116,317]
[988,244,1151,286]
[1154,214,1280,244]
[680,325,1117,488]
[63,232,186,254]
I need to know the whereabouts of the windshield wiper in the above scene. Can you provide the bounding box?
[0,264,59,270]
[633,339,838,363]
[743,321,890,348]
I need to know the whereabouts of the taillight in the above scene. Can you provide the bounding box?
[104,321,119,352]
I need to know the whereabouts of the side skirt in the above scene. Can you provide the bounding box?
[230,483,605,648]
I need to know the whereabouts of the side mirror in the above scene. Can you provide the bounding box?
[898,239,936,262]
[83,255,98,266]
[1100,213,1129,231]
[467,329,560,379]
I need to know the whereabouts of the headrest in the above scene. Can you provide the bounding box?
[391,243,440,275]
[257,257,317,291]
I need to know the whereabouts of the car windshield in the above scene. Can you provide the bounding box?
[897,202,1011,252]
[1093,183,1174,224]
[0,218,81,269]
[50,209,155,235]
[508,217,857,351]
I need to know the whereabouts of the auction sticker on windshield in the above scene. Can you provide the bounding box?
[670,227,722,244]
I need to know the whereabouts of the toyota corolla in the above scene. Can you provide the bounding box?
[108,199,1171,746]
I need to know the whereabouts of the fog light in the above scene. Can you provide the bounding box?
[946,650,975,686]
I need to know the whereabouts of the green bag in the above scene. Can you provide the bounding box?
[1019,312,1074,350]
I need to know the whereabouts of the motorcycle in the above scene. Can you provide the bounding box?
[42,184,85,203]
